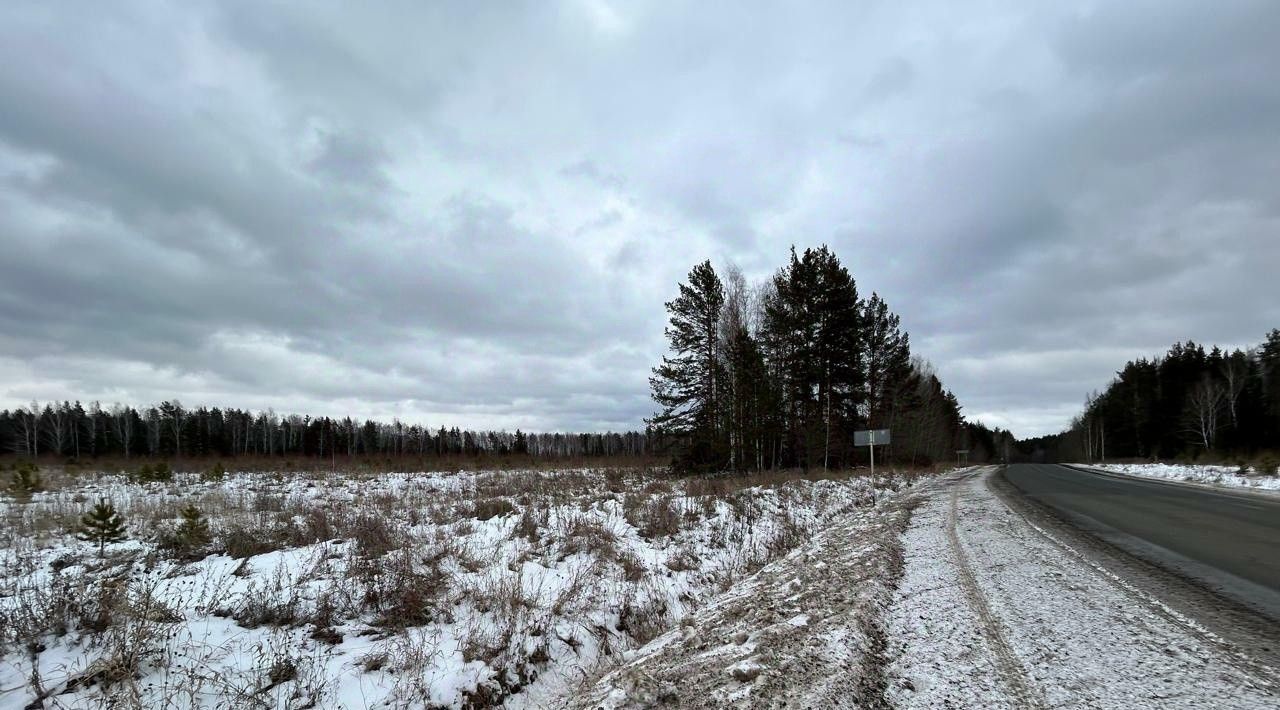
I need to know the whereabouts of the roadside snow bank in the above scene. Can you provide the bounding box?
[1078,462,1280,492]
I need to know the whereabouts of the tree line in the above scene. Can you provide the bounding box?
[649,246,1011,471]
[1045,330,1280,461]
[0,400,663,462]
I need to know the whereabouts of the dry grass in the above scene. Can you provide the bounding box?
[0,462,932,708]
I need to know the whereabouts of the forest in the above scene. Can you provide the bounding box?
[0,400,659,464]
[1024,330,1280,462]
[649,246,1012,471]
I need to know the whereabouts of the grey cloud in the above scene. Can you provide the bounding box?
[1,1,1278,436]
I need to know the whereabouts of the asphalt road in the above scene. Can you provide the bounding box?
[1002,463,1280,620]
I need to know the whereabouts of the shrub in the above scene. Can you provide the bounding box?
[516,505,545,543]
[664,548,700,572]
[617,551,647,582]
[362,550,448,629]
[626,495,682,540]
[9,461,42,501]
[224,525,287,559]
[351,514,401,558]
[1256,456,1279,476]
[559,516,618,560]
[471,497,516,521]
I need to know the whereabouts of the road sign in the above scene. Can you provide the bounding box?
[854,429,891,446]
[854,429,890,475]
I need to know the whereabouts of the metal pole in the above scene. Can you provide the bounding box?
[870,440,875,477]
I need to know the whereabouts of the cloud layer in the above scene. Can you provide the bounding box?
[2,1,1278,436]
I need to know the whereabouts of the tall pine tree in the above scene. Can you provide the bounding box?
[649,261,726,470]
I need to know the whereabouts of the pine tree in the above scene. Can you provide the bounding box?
[649,260,727,470]
[763,246,864,469]
[175,504,211,550]
[78,499,127,557]
[863,292,913,459]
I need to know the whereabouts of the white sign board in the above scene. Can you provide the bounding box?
[854,429,891,446]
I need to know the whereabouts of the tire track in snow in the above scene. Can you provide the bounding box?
[946,483,1047,710]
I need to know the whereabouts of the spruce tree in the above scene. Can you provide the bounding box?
[78,499,127,557]
[175,504,211,550]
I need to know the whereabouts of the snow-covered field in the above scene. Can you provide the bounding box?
[887,468,1279,708]
[0,465,914,709]
[1077,462,1280,493]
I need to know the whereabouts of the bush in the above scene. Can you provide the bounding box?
[559,516,618,560]
[9,461,42,501]
[471,497,515,521]
[350,514,401,558]
[516,505,546,543]
[1256,456,1279,476]
[224,525,287,559]
[625,495,681,540]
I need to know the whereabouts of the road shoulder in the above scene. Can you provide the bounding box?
[886,468,1279,709]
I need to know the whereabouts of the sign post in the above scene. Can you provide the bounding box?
[854,429,891,476]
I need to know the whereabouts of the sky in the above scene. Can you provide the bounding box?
[1,1,1278,438]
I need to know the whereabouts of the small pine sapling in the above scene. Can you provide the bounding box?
[202,461,226,482]
[151,461,174,482]
[78,499,127,557]
[175,503,212,551]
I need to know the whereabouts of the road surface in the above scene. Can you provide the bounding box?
[1002,462,1280,620]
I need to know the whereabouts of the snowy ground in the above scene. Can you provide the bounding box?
[886,467,1280,709]
[1077,462,1280,493]
[0,465,916,709]
[565,483,914,709]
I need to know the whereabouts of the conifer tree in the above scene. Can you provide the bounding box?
[649,260,726,469]
[175,504,211,550]
[78,499,127,557]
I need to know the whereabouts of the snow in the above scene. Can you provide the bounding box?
[1077,462,1280,493]
[0,466,911,709]
[886,467,1279,709]
[566,477,919,708]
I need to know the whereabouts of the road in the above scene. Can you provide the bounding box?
[1002,462,1280,620]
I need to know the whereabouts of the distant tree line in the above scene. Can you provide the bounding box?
[649,246,1011,471]
[1042,331,1280,462]
[0,400,663,462]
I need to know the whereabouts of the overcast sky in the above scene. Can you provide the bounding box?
[2,2,1278,437]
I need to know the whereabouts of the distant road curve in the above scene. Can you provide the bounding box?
[1001,463,1280,621]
